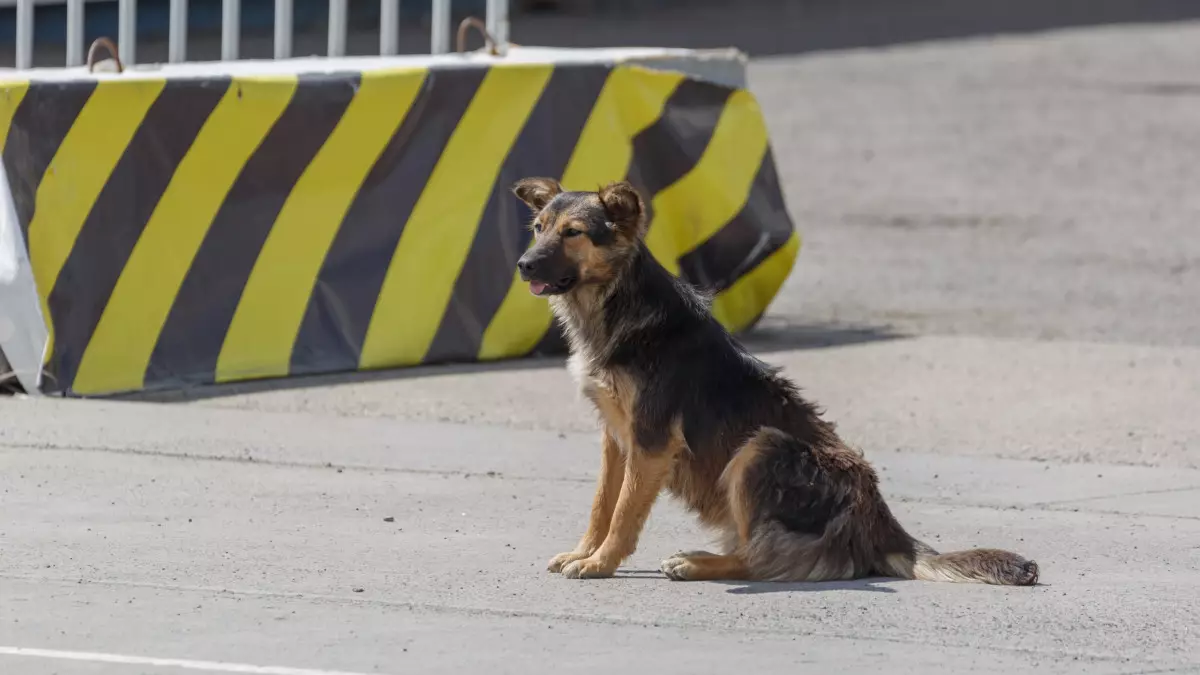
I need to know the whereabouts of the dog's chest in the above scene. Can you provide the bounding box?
[569,353,635,445]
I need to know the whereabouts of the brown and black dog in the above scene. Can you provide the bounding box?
[512,177,1039,586]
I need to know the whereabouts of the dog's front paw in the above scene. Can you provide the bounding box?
[560,556,617,579]
[547,551,591,573]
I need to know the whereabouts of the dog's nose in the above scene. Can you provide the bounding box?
[517,257,537,277]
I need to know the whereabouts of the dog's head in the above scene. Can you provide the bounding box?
[511,178,646,297]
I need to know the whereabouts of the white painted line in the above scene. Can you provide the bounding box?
[0,646,390,675]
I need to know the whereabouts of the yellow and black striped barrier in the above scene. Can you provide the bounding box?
[0,60,799,397]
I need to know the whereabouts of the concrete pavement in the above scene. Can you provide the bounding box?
[1,391,1199,674]
[754,19,1200,348]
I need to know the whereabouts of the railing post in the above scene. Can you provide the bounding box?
[327,0,347,57]
[222,0,240,60]
[275,0,293,59]
[380,0,399,56]
[430,0,450,54]
[486,0,507,55]
[15,0,33,69]
[169,0,188,62]
[66,0,85,66]
[119,0,137,65]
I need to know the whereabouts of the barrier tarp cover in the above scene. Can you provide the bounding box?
[0,61,798,396]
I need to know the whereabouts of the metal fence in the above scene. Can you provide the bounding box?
[12,0,510,68]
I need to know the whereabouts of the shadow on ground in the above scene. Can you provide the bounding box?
[738,320,907,355]
[717,578,899,595]
[112,352,569,403]
[612,569,901,594]
[111,320,903,404]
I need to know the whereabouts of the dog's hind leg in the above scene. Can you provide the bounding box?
[658,438,765,582]
[711,427,876,583]
[660,550,751,581]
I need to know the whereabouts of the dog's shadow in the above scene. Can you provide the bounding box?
[616,570,899,594]
[716,577,899,595]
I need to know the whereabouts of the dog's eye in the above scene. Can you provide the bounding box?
[533,221,543,233]
[563,228,583,237]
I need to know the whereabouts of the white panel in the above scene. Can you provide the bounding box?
[0,161,48,394]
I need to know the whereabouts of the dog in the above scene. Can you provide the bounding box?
[511,177,1039,586]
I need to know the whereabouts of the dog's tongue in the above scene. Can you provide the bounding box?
[529,281,549,296]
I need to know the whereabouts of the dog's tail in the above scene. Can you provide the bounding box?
[883,539,1040,586]
[867,479,1038,586]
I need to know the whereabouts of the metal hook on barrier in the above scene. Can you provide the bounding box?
[456,16,500,56]
[87,37,125,73]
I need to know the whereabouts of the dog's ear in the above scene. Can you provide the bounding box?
[598,181,646,239]
[512,177,563,212]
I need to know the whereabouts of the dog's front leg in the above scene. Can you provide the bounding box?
[560,443,675,579]
[548,429,625,573]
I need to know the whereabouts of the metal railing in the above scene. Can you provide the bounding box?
[12,0,511,69]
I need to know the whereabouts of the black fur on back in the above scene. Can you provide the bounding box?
[593,241,828,463]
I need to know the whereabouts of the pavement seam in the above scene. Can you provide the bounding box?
[0,441,588,483]
[1032,485,1200,508]
[0,573,1159,668]
[5,441,1200,522]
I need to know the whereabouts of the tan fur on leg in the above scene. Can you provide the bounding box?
[561,444,678,579]
[548,429,625,572]
[719,439,767,548]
